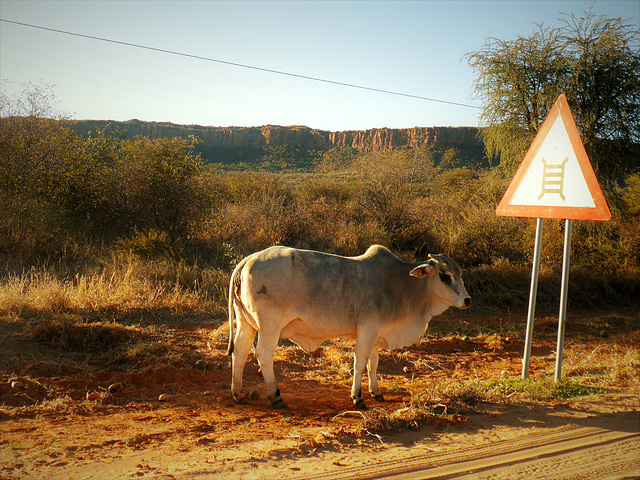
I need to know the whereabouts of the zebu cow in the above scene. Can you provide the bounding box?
[227,245,471,409]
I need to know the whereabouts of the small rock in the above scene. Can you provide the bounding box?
[403,366,413,373]
[108,382,123,395]
[158,394,170,402]
[10,380,25,389]
[249,389,260,400]
[86,391,100,401]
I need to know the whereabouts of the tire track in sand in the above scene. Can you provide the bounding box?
[295,423,640,480]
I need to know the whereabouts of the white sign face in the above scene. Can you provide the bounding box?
[508,115,596,208]
[497,93,610,220]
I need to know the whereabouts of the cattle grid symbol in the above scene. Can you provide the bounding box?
[538,157,568,201]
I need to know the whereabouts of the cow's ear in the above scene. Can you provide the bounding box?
[410,263,435,279]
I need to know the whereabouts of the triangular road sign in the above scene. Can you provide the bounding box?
[496,94,611,220]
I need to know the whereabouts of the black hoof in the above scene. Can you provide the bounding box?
[233,393,248,405]
[353,398,368,410]
[373,393,385,402]
[268,389,287,409]
[271,398,288,409]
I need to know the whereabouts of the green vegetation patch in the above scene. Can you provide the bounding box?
[363,377,609,434]
[468,377,609,403]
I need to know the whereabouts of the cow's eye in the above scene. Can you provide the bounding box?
[439,272,452,284]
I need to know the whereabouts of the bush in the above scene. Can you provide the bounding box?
[1,85,638,315]
[0,84,90,257]
[103,136,212,240]
[352,149,433,248]
[1,85,216,257]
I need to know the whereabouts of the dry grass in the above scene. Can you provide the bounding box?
[0,254,228,376]
[363,336,639,434]
[0,255,227,317]
[564,342,640,386]
[26,315,143,352]
[5,313,211,376]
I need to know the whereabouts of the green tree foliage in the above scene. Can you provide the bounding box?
[0,84,213,257]
[2,84,638,282]
[259,145,322,171]
[316,147,359,172]
[0,82,87,251]
[108,136,210,241]
[466,9,640,181]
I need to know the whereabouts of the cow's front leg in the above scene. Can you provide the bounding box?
[367,346,385,402]
[231,319,257,404]
[255,332,287,408]
[352,332,376,409]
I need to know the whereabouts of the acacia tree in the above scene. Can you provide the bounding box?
[467,9,640,181]
[0,82,88,252]
[110,136,211,241]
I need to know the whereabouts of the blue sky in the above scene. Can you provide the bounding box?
[1,0,638,131]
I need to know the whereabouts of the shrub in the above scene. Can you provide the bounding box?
[0,84,90,257]
[1,85,638,313]
[105,136,212,240]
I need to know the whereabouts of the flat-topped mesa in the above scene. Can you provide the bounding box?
[71,120,482,152]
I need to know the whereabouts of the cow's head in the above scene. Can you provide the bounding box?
[409,254,471,310]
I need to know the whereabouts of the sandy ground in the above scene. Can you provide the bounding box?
[1,313,639,479]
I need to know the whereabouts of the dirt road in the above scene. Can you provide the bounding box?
[3,394,638,479]
[1,313,639,479]
[296,407,640,480]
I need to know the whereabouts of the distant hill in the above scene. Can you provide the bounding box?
[70,120,490,170]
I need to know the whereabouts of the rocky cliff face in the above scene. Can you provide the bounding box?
[71,120,482,152]
[328,126,482,151]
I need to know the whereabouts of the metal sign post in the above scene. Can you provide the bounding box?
[554,219,573,382]
[522,218,543,379]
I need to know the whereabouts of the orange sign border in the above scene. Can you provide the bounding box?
[496,94,611,221]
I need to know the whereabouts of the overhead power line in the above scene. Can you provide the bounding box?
[1,18,480,110]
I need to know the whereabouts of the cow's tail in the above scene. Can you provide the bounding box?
[226,258,246,357]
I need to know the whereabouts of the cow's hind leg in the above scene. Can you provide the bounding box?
[255,332,287,408]
[352,333,377,409]
[231,318,257,404]
[367,347,385,402]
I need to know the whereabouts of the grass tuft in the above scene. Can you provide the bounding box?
[363,375,612,434]
[26,316,142,352]
[0,254,227,317]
